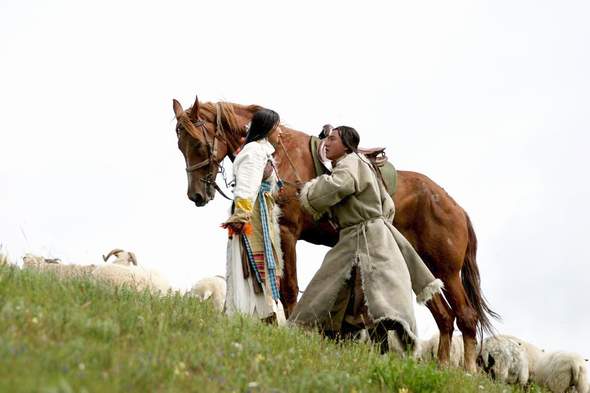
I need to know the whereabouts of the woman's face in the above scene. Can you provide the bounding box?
[325,129,347,161]
[267,124,283,145]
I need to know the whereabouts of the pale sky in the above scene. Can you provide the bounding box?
[1,0,589,359]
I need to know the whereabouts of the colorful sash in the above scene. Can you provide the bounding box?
[241,180,280,301]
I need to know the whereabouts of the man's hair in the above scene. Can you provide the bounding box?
[245,108,280,144]
[333,126,360,153]
[334,125,385,186]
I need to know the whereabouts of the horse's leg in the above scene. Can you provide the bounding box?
[279,225,299,318]
[425,292,455,366]
[443,274,479,372]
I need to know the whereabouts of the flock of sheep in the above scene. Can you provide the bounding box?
[417,333,588,393]
[20,249,170,295]
[6,251,588,393]
[15,249,211,299]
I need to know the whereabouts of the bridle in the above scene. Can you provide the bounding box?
[183,103,238,201]
[181,102,303,203]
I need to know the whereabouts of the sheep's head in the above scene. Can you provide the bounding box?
[479,353,496,378]
[22,254,60,267]
[102,249,138,266]
[23,254,42,268]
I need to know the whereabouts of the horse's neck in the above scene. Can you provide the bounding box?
[273,128,315,183]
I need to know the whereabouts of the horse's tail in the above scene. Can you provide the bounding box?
[461,212,500,339]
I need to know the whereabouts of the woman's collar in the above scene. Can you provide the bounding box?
[258,138,276,154]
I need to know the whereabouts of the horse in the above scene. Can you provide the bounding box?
[171,95,498,372]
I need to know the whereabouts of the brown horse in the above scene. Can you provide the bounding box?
[171,96,498,372]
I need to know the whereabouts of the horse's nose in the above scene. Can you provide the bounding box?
[188,192,205,206]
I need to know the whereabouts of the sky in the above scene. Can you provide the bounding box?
[1,0,589,359]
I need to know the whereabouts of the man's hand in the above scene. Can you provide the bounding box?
[319,124,333,139]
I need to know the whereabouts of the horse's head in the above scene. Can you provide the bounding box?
[172,95,252,206]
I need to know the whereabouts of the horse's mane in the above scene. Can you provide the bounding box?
[191,102,263,137]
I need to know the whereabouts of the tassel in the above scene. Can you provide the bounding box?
[221,222,253,238]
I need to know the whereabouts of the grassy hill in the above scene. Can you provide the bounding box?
[0,264,542,393]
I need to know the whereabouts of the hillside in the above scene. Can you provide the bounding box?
[0,265,542,393]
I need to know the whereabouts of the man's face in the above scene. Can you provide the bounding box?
[325,129,347,161]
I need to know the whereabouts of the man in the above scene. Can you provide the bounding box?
[289,126,442,354]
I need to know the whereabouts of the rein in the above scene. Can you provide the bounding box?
[184,104,235,200]
[277,136,303,189]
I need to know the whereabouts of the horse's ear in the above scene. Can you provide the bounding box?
[172,99,184,119]
[189,94,200,122]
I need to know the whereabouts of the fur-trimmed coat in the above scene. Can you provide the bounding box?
[289,152,442,342]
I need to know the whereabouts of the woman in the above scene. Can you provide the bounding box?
[289,126,443,354]
[222,108,286,325]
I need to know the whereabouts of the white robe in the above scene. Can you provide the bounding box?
[224,139,286,324]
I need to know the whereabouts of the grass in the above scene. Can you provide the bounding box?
[0,264,544,393]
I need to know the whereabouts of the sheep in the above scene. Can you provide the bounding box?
[478,335,529,386]
[498,334,545,379]
[415,333,465,368]
[22,253,96,278]
[189,275,226,311]
[102,248,137,266]
[0,251,9,266]
[91,249,170,295]
[1,245,10,266]
[532,351,589,393]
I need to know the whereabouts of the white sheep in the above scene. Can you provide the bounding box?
[0,253,9,266]
[479,335,529,386]
[22,253,96,278]
[415,333,464,368]
[101,248,137,266]
[189,275,226,312]
[498,334,545,379]
[92,249,170,295]
[532,351,589,393]
[1,245,11,266]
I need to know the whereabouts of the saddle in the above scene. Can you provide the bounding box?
[357,146,388,167]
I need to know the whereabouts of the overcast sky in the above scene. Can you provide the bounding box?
[1,0,589,359]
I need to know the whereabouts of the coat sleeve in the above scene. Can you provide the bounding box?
[299,163,357,220]
[226,144,267,223]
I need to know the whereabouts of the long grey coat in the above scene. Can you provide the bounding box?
[289,153,442,342]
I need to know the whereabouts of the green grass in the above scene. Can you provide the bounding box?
[0,264,544,393]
